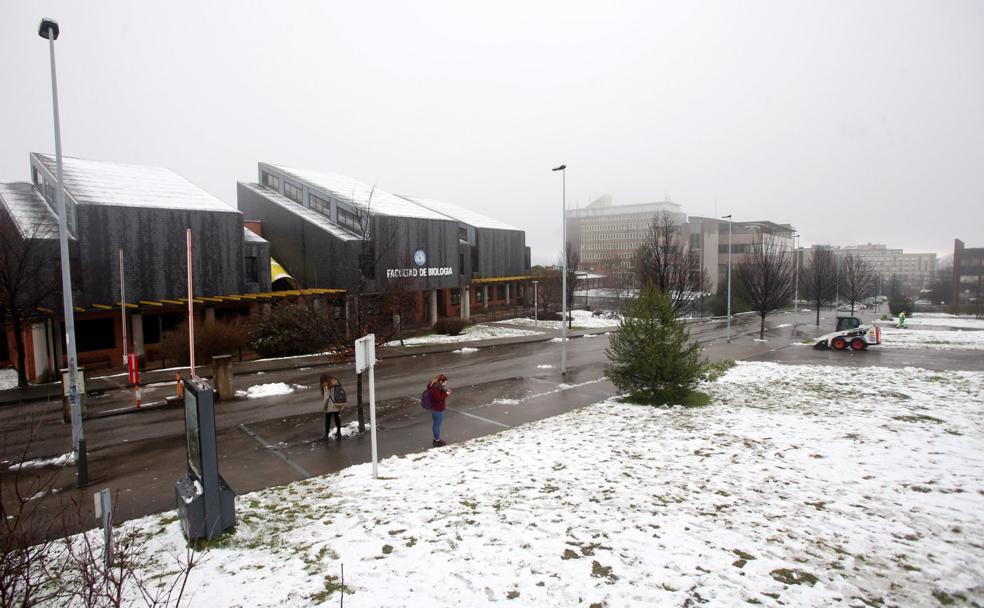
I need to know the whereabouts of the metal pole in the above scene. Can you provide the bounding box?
[723,215,732,343]
[560,168,567,376]
[120,248,127,366]
[369,361,378,478]
[186,229,195,377]
[532,280,539,326]
[793,234,800,325]
[45,24,87,487]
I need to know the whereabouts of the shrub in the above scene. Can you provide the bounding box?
[250,301,335,358]
[606,286,705,405]
[433,318,470,336]
[701,359,736,382]
[889,297,914,317]
[160,319,252,365]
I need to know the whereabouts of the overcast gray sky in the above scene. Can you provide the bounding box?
[2,1,981,263]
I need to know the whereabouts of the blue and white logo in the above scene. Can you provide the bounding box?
[413,249,427,268]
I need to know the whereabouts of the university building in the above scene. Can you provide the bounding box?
[1,155,532,382]
[567,195,796,293]
[952,239,984,310]
[237,163,532,324]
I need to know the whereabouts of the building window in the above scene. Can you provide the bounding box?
[476,288,484,302]
[284,181,303,203]
[458,226,468,241]
[471,248,479,273]
[497,284,506,300]
[338,207,362,233]
[245,256,258,283]
[451,291,461,306]
[75,318,115,352]
[459,253,465,276]
[309,193,330,215]
[262,172,280,190]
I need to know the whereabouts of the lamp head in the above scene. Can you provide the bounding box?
[721,214,732,219]
[39,18,59,40]
[552,165,566,172]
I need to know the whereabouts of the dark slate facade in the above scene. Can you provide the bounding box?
[29,154,270,307]
[237,164,528,294]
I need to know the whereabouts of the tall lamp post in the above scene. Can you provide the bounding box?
[552,164,567,376]
[793,233,800,325]
[721,214,733,342]
[39,18,87,487]
[532,279,539,326]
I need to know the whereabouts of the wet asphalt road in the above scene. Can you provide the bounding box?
[3,308,982,539]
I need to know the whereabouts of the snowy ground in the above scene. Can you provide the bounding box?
[68,361,984,607]
[498,309,621,330]
[386,324,543,347]
[871,314,984,351]
[235,382,308,399]
[0,368,17,390]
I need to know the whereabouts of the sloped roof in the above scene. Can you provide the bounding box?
[398,195,519,231]
[265,164,450,221]
[0,181,61,240]
[32,154,237,213]
[240,182,361,242]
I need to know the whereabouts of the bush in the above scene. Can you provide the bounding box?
[433,318,470,336]
[889,297,914,317]
[701,359,736,383]
[250,301,335,358]
[161,319,252,365]
[606,287,705,405]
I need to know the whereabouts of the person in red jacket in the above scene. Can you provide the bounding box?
[427,373,452,447]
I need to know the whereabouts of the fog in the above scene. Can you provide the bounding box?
[2,1,981,263]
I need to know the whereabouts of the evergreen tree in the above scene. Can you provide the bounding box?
[606,286,704,405]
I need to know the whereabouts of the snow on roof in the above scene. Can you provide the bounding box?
[0,181,61,239]
[240,182,361,242]
[243,226,267,243]
[32,154,237,213]
[266,164,450,221]
[398,195,519,231]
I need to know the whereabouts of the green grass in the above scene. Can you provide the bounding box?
[770,568,818,586]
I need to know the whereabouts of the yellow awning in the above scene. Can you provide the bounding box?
[271,257,296,287]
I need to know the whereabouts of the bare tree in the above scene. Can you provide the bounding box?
[635,211,706,316]
[735,235,795,339]
[802,247,837,326]
[839,253,874,315]
[0,211,60,388]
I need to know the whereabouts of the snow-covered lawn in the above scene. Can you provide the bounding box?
[876,313,984,331]
[82,362,984,607]
[235,382,307,399]
[0,368,18,390]
[879,327,984,351]
[500,309,621,330]
[386,324,542,347]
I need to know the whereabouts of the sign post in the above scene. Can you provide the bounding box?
[354,334,378,478]
[93,489,112,568]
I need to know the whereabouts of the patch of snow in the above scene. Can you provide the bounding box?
[753,338,768,342]
[500,309,622,330]
[0,368,17,391]
[388,324,541,347]
[453,347,479,354]
[879,327,984,351]
[238,383,296,400]
[8,451,76,471]
[491,398,519,405]
[536,364,554,369]
[876,314,984,331]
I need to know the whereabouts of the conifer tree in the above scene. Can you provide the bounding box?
[606,286,704,404]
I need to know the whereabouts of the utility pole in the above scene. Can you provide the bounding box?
[553,164,567,376]
[721,214,733,343]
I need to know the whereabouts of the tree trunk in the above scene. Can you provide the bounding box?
[759,313,766,339]
[356,371,365,433]
[12,318,28,387]
[815,304,821,327]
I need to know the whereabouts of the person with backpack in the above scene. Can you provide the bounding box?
[321,374,345,440]
[426,373,451,447]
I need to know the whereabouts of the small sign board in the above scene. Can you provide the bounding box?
[355,334,376,374]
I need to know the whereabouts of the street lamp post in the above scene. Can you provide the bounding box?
[721,214,733,342]
[793,233,800,326]
[532,280,539,326]
[39,18,87,487]
[552,164,567,376]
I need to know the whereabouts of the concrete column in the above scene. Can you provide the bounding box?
[429,290,438,325]
[205,307,216,326]
[131,313,145,359]
[459,287,467,320]
[483,285,489,309]
[344,297,352,338]
[505,283,511,305]
[212,355,235,401]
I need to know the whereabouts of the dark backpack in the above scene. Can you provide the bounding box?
[332,384,347,404]
[421,387,433,410]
